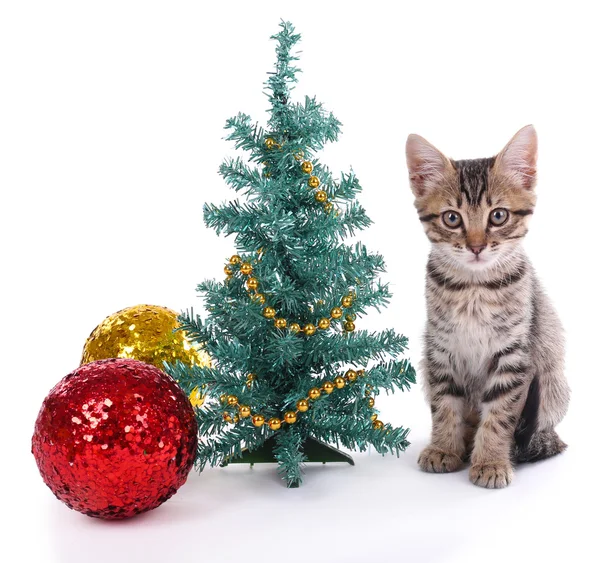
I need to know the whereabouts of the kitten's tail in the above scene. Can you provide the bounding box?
[514,429,567,463]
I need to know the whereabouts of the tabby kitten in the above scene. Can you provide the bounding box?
[406,125,570,488]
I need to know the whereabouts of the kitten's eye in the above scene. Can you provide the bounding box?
[442,211,462,229]
[489,208,509,226]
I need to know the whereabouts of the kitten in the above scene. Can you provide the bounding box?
[405,125,570,488]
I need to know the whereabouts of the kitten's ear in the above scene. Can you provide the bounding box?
[496,125,538,190]
[405,134,451,198]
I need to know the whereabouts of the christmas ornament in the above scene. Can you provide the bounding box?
[81,304,210,371]
[31,359,198,519]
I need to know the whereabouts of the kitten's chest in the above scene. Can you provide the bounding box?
[427,285,525,375]
[446,292,498,359]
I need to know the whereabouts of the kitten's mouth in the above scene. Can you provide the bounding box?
[465,254,491,268]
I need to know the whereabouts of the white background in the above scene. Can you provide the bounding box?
[2,1,599,562]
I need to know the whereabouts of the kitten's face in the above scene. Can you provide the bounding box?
[406,126,538,273]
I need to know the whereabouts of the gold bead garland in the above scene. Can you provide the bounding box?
[221,367,386,432]
[263,138,337,214]
[300,155,336,211]
[225,254,357,334]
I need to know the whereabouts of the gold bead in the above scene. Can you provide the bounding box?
[365,388,371,396]
[265,137,277,150]
[301,161,313,174]
[240,262,253,275]
[223,412,233,423]
[294,150,304,161]
[227,395,238,406]
[274,318,287,329]
[318,317,330,330]
[324,202,334,213]
[368,397,375,408]
[230,255,241,265]
[239,405,251,418]
[344,321,356,332]
[253,293,266,305]
[224,265,233,276]
[268,417,282,431]
[334,376,346,389]
[284,411,297,424]
[308,176,320,189]
[373,420,384,430]
[322,381,334,394]
[246,373,257,382]
[308,388,321,400]
[263,307,276,319]
[304,323,316,336]
[220,394,227,404]
[246,277,259,290]
[345,314,357,323]
[357,369,366,377]
[252,414,265,427]
[371,413,378,421]
[297,399,310,412]
[314,190,327,203]
[346,369,357,381]
[341,296,353,308]
[289,322,301,333]
[330,307,343,319]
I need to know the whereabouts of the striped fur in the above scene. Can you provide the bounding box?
[406,126,570,488]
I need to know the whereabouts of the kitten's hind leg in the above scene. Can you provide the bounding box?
[514,429,567,462]
[512,375,567,462]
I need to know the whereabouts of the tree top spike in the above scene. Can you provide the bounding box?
[266,21,302,107]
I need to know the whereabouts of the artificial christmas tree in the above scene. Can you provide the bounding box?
[168,21,416,487]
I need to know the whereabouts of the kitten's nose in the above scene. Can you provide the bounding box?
[467,244,487,255]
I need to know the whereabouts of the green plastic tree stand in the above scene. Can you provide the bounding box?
[222,436,354,488]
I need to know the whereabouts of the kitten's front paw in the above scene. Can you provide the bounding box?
[469,461,514,489]
[418,445,463,473]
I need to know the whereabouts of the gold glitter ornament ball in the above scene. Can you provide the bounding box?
[81,305,211,372]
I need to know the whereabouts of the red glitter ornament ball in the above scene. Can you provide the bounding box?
[32,359,198,520]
